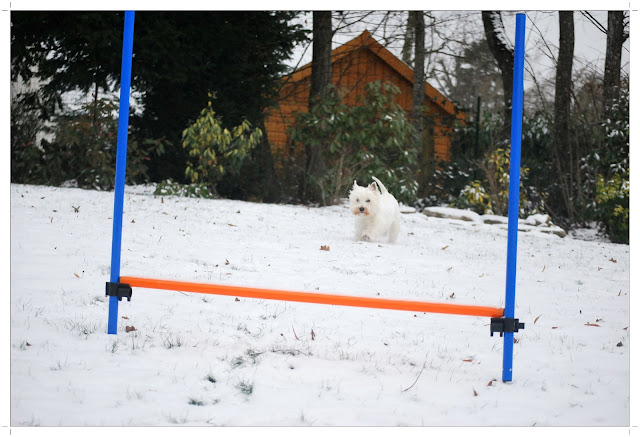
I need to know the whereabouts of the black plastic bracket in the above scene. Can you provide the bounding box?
[490,318,525,337]
[106,281,132,302]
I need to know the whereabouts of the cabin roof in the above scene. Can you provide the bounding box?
[288,30,460,117]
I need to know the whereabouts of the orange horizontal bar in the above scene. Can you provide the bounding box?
[120,276,504,318]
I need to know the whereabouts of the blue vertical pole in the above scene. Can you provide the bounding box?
[502,13,526,382]
[108,11,135,335]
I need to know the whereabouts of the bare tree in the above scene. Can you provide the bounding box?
[409,12,434,195]
[552,11,576,222]
[309,11,333,104]
[411,11,426,133]
[306,11,333,202]
[481,11,514,137]
[603,11,628,121]
[402,12,416,66]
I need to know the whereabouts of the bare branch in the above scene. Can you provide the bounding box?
[403,360,427,392]
[580,11,607,35]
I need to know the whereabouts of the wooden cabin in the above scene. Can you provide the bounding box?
[264,30,465,170]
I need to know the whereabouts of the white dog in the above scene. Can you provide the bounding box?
[348,176,401,243]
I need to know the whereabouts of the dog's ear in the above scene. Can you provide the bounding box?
[369,181,378,192]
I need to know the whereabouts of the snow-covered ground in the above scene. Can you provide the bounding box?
[9,184,631,428]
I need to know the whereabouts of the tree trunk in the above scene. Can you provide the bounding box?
[306,11,333,203]
[552,11,575,222]
[308,11,333,105]
[411,11,425,135]
[251,120,280,202]
[603,11,626,121]
[402,11,416,67]
[410,12,432,196]
[481,11,514,138]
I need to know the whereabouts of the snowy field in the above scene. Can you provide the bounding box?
[8,183,631,429]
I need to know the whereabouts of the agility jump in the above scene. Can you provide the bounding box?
[117,276,505,318]
[106,11,527,382]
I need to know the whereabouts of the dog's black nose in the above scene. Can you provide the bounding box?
[359,207,365,212]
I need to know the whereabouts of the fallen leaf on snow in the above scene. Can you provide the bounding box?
[320,245,330,251]
[473,388,478,397]
[74,273,80,278]
[441,245,449,250]
[609,258,617,263]
[534,315,541,324]
[584,323,601,327]
[125,326,136,332]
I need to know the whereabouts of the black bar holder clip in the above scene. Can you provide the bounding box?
[490,318,525,337]
[106,282,133,302]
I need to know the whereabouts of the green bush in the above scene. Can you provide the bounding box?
[288,81,418,205]
[414,159,476,210]
[11,93,48,184]
[429,110,548,217]
[595,171,629,244]
[452,147,540,217]
[594,85,629,243]
[182,96,262,193]
[12,96,162,190]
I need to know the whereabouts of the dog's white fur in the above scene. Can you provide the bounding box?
[348,176,401,243]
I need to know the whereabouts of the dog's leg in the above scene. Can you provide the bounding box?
[361,222,379,242]
[388,219,400,243]
[361,224,373,241]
